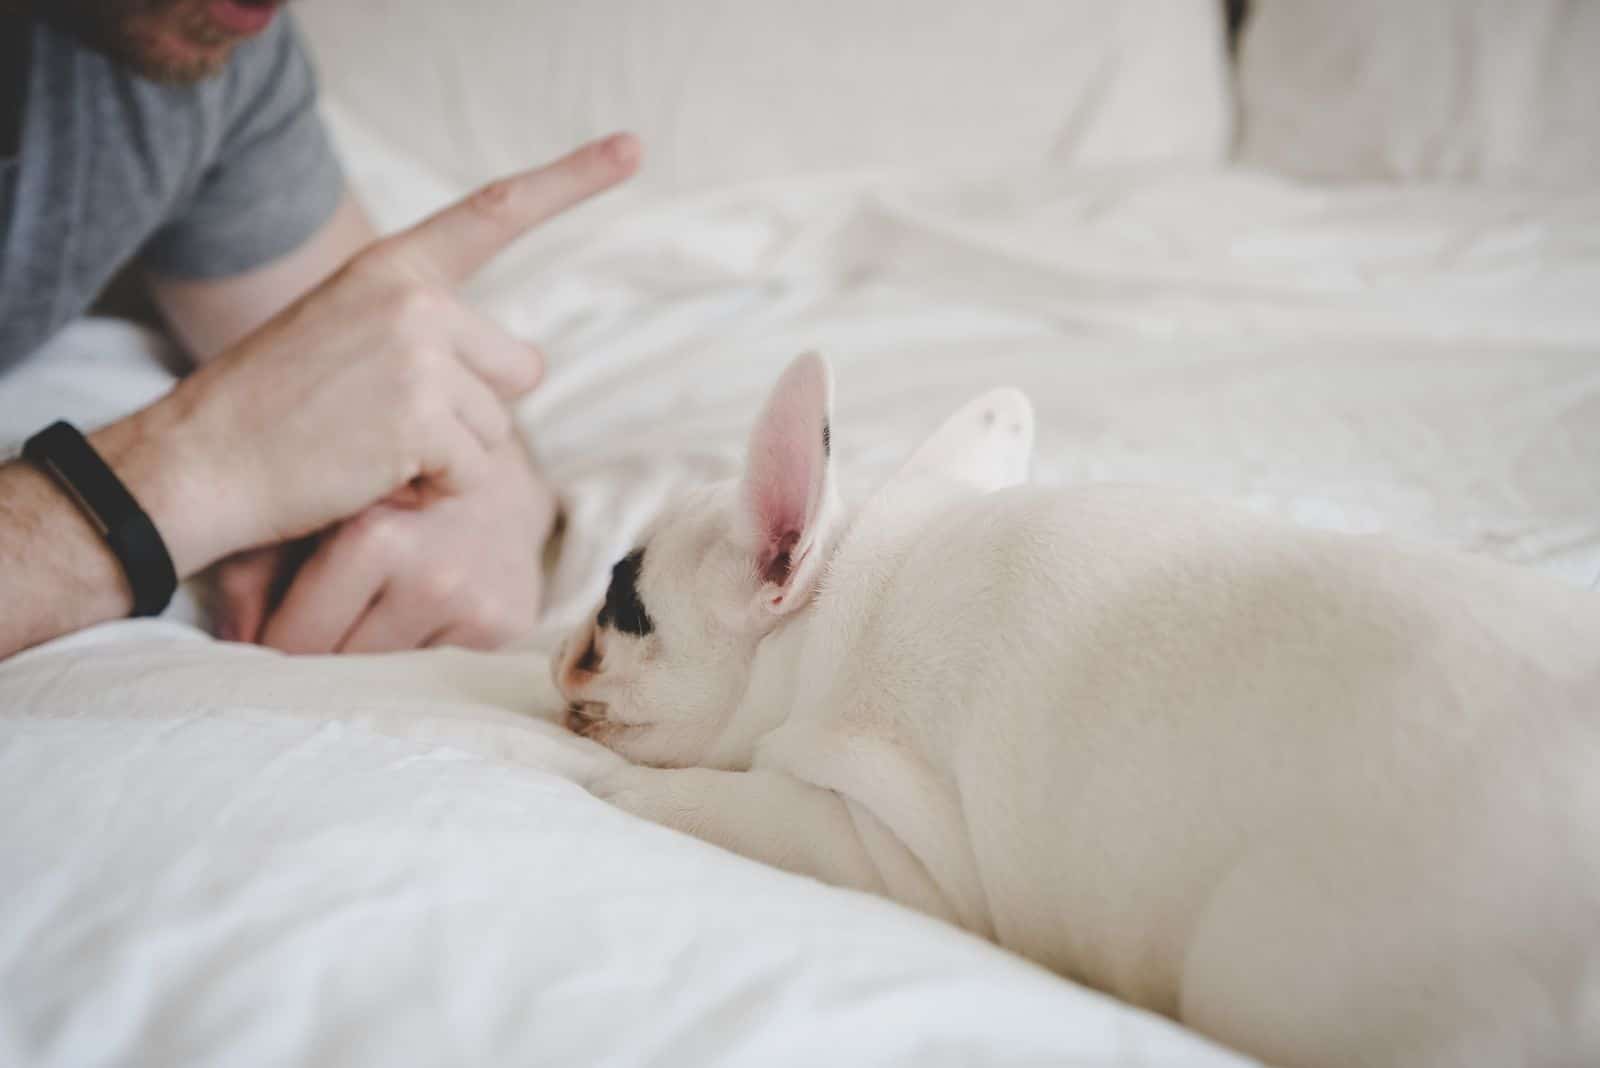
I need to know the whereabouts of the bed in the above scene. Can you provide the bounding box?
[3,2,1597,1064]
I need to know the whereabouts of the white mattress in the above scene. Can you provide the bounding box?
[4,148,1598,1066]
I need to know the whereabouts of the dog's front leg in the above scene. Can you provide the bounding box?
[592,765,892,897]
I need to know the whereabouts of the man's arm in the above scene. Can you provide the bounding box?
[149,185,564,654]
[147,192,375,361]
[0,134,639,662]
[0,399,215,655]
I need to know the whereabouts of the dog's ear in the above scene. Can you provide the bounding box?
[895,387,1034,492]
[742,352,839,615]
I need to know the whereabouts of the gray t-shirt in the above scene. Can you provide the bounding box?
[0,15,344,369]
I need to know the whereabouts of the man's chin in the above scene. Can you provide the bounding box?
[33,0,246,87]
[124,46,238,86]
[108,23,242,85]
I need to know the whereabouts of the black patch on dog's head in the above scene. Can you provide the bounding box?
[597,548,654,637]
[822,420,831,457]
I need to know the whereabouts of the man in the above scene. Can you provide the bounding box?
[0,1,640,659]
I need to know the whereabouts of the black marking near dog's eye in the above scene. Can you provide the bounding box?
[822,420,831,457]
[596,548,654,637]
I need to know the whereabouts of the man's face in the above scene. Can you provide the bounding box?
[35,0,287,85]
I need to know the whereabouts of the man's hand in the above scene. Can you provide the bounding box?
[98,132,639,579]
[215,438,556,653]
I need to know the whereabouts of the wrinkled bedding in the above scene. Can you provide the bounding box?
[497,166,1600,623]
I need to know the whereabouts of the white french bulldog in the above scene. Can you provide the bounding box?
[553,352,1600,1068]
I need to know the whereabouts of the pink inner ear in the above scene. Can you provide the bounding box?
[750,440,807,584]
[758,529,800,585]
[745,356,831,588]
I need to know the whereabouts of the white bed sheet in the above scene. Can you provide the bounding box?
[0,624,1253,1068]
[5,148,1599,1067]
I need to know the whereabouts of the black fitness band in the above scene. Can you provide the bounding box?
[22,421,178,618]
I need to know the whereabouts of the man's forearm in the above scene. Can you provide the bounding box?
[0,405,210,660]
[0,459,137,658]
[148,193,376,361]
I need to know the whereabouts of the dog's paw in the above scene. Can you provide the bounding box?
[587,764,659,815]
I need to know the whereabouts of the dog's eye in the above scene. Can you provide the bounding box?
[597,548,655,637]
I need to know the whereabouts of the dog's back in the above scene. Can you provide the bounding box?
[781,479,1600,1066]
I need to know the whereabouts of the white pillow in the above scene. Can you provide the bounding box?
[1237,0,1600,187]
[297,1,1231,194]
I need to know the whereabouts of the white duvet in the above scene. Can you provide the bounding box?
[4,121,1600,1066]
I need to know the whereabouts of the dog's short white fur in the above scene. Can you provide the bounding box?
[554,353,1600,1067]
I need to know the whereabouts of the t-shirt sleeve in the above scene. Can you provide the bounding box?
[141,16,345,279]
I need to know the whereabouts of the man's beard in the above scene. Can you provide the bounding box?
[33,0,256,85]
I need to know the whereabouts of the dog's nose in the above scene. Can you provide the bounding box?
[564,700,607,736]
